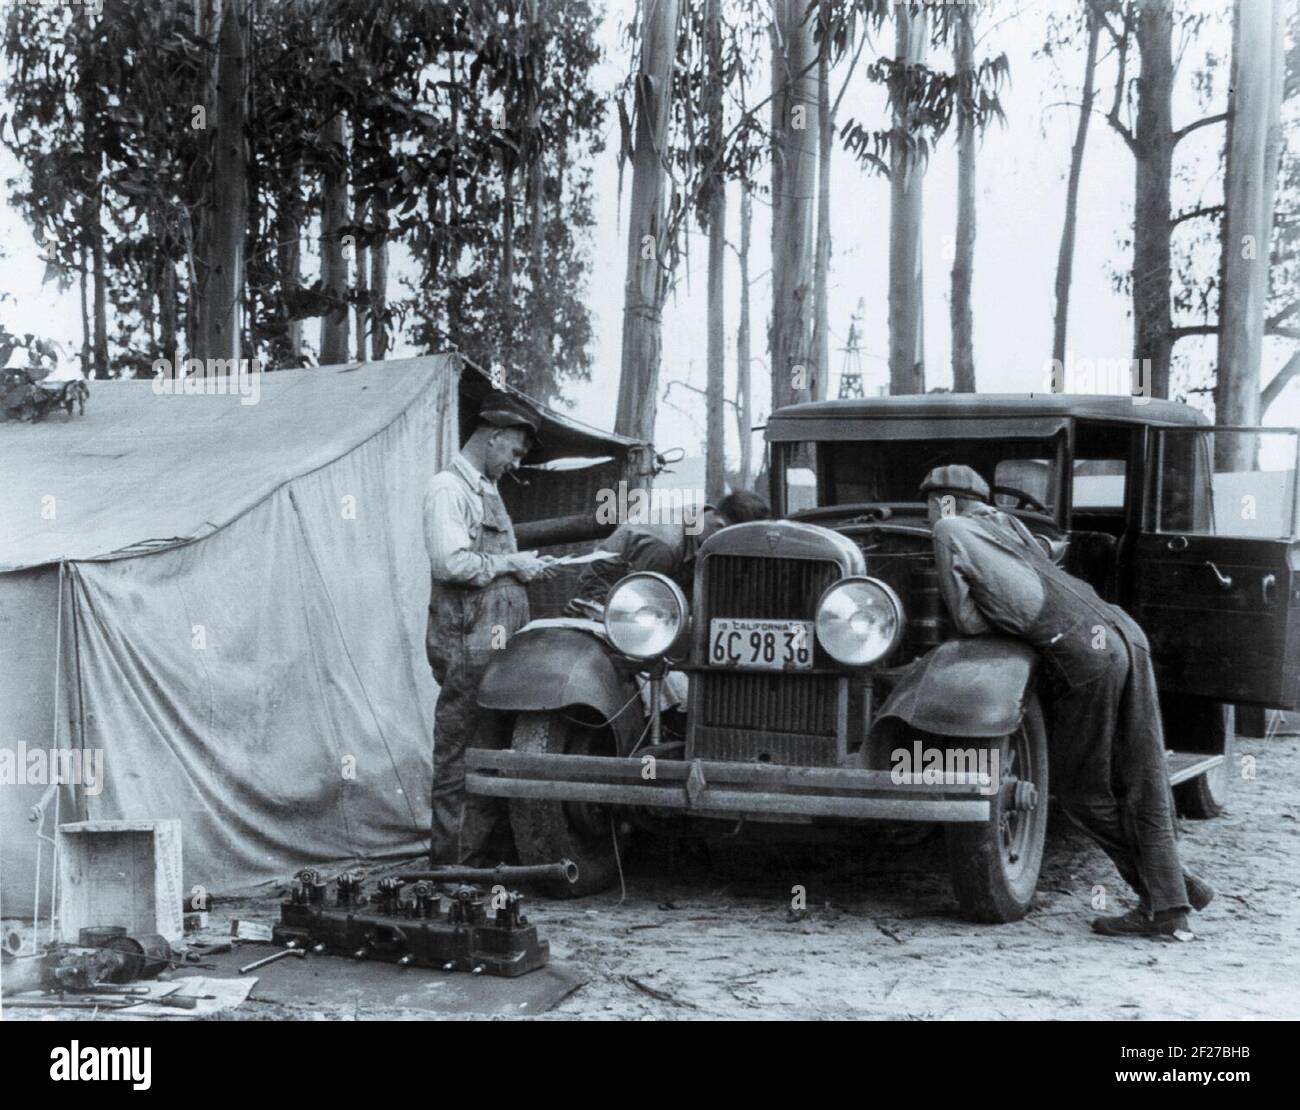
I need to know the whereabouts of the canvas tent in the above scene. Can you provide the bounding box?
[0,354,643,917]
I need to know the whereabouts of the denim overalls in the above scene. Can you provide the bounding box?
[426,485,529,865]
[966,510,1190,914]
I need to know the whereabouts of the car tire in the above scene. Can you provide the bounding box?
[1174,706,1235,820]
[507,711,624,898]
[943,693,1049,923]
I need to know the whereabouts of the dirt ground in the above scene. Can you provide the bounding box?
[7,735,1298,1021]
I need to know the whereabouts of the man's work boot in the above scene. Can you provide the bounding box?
[1184,872,1215,912]
[1091,907,1190,938]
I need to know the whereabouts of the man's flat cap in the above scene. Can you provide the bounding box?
[479,389,541,436]
[919,464,991,502]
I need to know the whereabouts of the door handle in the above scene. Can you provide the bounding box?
[1204,561,1233,590]
[1166,535,1189,552]
[1262,573,1277,606]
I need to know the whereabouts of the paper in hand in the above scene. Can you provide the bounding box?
[549,549,620,567]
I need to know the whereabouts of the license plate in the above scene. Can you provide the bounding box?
[709,619,813,671]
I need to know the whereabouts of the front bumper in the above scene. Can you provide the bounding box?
[465,750,993,823]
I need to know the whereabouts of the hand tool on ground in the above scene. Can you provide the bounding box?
[238,947,307,974]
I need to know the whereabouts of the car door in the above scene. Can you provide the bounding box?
[1131,425,1300,710]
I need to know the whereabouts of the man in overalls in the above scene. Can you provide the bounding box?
[921,465,1214,937]
[424,391,553,865]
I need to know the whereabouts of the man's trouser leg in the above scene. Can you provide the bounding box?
[429,653,510,866]
[1051,669,1150,905]
[1113,646,1188,914]
[1049,648,1188,914]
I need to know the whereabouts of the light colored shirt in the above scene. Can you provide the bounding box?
[424,454,519,588]
[931,506,1047,636]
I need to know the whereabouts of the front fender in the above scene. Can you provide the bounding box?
[478,626,643,753]
[874,636,1038,739]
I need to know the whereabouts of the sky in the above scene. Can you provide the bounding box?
[2,0,1294,465]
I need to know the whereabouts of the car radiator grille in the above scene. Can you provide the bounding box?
[703,555,840,620]
[692,555,843,766]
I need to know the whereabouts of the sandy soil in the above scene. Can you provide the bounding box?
[7,736,1298,1021]
[526,736,1300,1020]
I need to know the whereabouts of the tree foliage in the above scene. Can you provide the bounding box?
[0,0,606,404]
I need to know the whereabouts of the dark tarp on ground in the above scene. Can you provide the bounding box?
[0,355,642,916]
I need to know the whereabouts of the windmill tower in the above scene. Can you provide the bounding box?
[837,301,867,399]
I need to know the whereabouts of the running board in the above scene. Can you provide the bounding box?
[1167,751,1224,787]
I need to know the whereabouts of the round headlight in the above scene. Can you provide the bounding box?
[604,572,688,661]
[814,577,904,666]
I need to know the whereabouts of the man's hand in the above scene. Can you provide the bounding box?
[509,553,558,582]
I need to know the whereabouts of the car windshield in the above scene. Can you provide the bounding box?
[785,438,1063,516]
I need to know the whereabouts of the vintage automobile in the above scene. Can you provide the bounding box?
[467,394,1300,920]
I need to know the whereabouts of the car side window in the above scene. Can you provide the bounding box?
[1153,428,1299,539]
[1071,422,1132,513]
[1073,459,1126,509]
[993,458,1055,511]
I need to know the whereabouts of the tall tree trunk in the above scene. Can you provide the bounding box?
[195,0,248,369]
[737,181,754,488]
[888,4,927,395]
[770,0,818,412]
[187,0,222,363]
[950,3,976,392]
[1132,0,1174,398]
[351,112,368,363]
[705,0,726,502]
[370,188,389,361]
[158,256,178,365]
[615,0,680,441]
[526,156,549,399]
[525,0,550,402]
[319,34,350,365]
[90,196,108,378]
[812,0,831,402]
[1053,8,1101,369]
[276,166,303,366]
[1215,0,1286,467]
[153,202,178,364]
[77,26,109,379]
[78,245,90,377]
[353,207,369,363]
[500,154,516,379]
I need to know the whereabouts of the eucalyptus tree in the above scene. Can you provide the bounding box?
[1214,0,1287,463]
[1039,1,1103,368]
[834,0,1006,395]
[616,0,681,441]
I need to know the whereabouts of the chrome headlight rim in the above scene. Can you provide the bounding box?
[603,571,689,662]
[814,575,905,667]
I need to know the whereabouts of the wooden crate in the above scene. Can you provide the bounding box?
[56,820,184,943]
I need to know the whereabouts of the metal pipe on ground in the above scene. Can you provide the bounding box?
[397,860,579,886]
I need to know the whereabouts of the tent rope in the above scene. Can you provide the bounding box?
[45,562,66,942]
